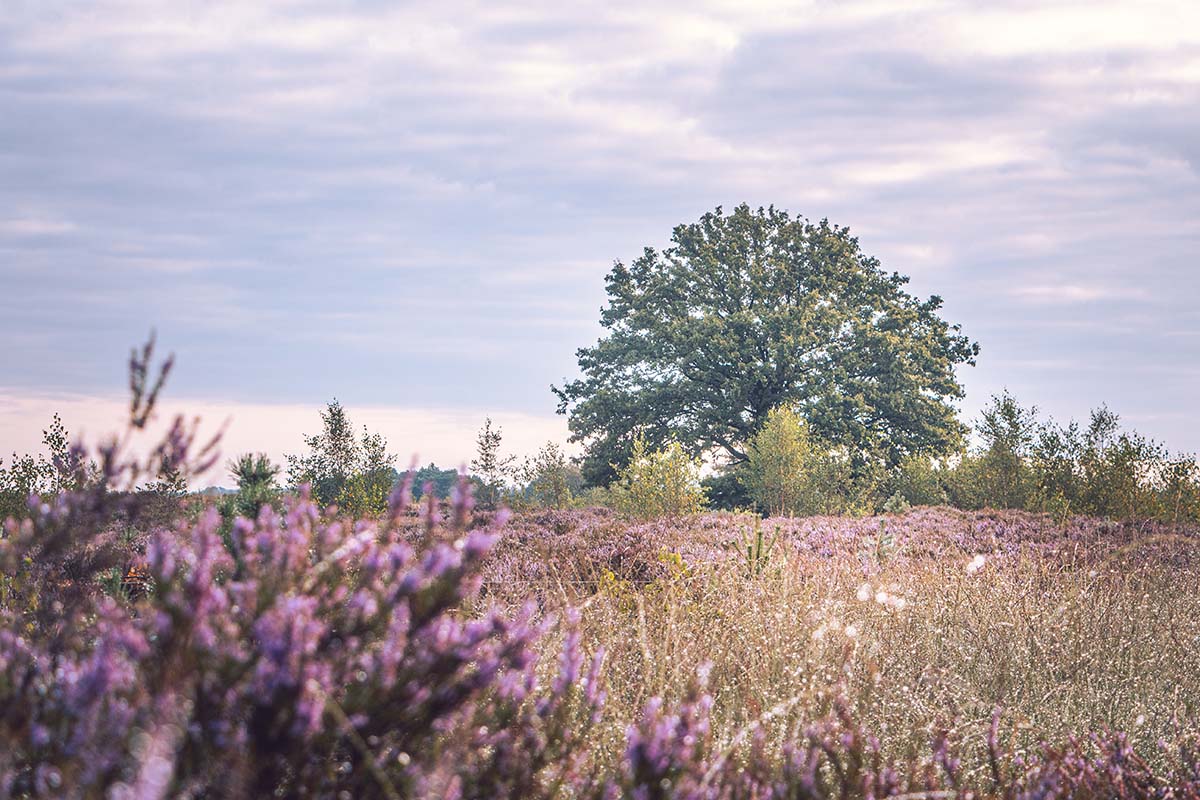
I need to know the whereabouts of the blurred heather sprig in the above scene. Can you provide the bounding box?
[0,444,604,797]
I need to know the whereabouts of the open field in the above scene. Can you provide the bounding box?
[6,453,1200,797]
[481,508,1200,780]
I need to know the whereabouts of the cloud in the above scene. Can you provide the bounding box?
[0,216,78,236]
[1,0,1198,455]
[1012,284,1151,304]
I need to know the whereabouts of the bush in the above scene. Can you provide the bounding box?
[948,394,1200,524]
[886,453,950,507]
[743,406,811,516]
[0,414,95,521]
[286,399,398,516]
[611,434,706,519]
[699,471,754,512]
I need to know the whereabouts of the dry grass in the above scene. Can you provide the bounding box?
[485,508,1200,777]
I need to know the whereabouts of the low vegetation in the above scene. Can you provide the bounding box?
[1,345,1198,797]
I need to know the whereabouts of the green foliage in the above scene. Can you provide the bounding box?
[1159,456,1200,525]
[407,464,457,500]
[805,448,885,516]
[518,442,577,510]
[227,452,280,517]
[881,491,911,515]
[339,427,398,516]
[975,390,1038,509]
[887,453,950,507]
[611,434,707,519]
[942,393,1200,524]
[743,406,811,516]
[710,392,1198,524]
[736,522,776,577]
[146,454,189,497]
[698,472,754,512]
[0,414,94,519]
[553,203,979,484]
[231,452,280,493]
[860,518,897,563]
[286,399,398,515]
[470,417,515,509]
[218,453,282,560]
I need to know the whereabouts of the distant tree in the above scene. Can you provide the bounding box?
[553,204,978,484]
[1074,406,1163,521]
[409,464,462,501]
[699,472,754,512]
[288,399,357,506]
[471,417,515,509]
[0,414,94,519]
[969,391,1039,509]
[287,399,398,514]
[146,454,189,498]
[1160,455,1200,526]
[743,406,811,516]
[41,413,92,493]
[887,454,950,507]
[950,397,1186,522]
[0,452,44,520]
[519,442,575,510]
[340,428,398,516]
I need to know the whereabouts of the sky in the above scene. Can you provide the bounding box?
[2,0,1198,485]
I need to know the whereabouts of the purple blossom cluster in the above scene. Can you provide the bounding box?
[0,381,606,797]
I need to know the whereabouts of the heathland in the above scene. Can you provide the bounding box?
[4,206,1200,797]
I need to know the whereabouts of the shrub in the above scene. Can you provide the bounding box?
[611,434,706,519]
[0,414,95,521]
[972,390,1039,509]
[887,453,950,507]
[744,406,811,516]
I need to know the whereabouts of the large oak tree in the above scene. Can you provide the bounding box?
[553,204,979,485]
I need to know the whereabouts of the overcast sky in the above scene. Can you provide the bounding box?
[2,0,1198,482]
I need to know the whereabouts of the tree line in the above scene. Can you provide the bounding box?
[4,204,1196,524]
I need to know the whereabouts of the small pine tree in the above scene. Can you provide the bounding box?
[147,454,189,498]
[471,417,515,509]
[229,453,281,517]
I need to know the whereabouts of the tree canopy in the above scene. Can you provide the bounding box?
[553,204,979,484]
